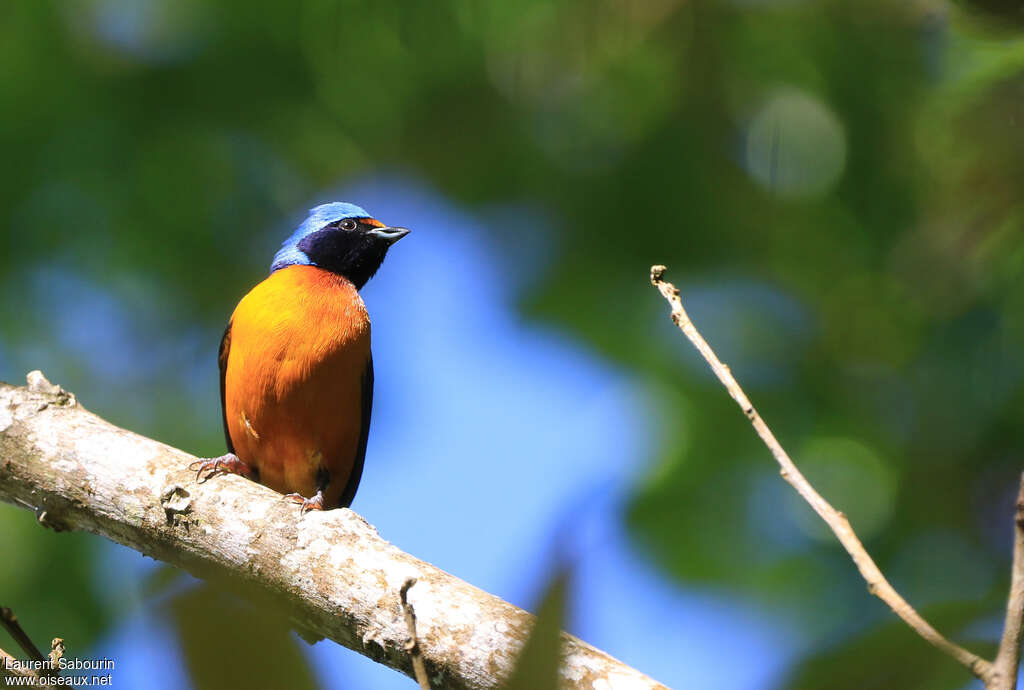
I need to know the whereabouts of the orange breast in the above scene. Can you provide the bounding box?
[222,265,371,507]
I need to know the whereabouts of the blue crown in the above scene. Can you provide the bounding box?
[271,202,372,272]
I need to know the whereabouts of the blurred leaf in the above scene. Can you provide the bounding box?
[781,603,994,690]
[0,506,112,661]
[503,567,570,690]
[141,564,189,601]
[168,585,322,690]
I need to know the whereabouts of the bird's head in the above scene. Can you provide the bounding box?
[270,202,409,288]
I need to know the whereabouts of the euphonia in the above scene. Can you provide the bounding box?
[191,202,408,511]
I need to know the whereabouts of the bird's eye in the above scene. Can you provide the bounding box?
[340,219,358,231]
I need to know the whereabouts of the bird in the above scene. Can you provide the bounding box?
[190,202,409,512]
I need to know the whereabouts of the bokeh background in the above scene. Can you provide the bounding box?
[2,0,1024,688]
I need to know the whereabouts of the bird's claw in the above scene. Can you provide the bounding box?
[284,490,325,514]
[188,453,252,483]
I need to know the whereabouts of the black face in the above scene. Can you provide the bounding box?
[297,217,409,289]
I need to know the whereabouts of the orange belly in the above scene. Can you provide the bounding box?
[222,265,371,508]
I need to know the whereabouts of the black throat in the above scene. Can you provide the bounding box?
[297,226,392,289]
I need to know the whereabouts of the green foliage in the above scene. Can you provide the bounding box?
[168,586,322,690]
[503,567,569,690]
[783,602,996,690]
[0,525,112,662]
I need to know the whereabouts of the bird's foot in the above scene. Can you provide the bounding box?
[189,453,255,483]
[284,490,325,514]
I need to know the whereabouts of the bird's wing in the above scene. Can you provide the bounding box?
[337,356,373,508]
[218,321,235,454]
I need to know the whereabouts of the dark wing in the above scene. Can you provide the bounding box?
[337,356,373,508]
[218,321,234,453]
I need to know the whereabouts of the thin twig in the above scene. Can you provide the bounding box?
[991,474,1024,690]
[0,608,60,680]
[0,607,46,664]
[649,265,993,681]
[400,578,431,690]
[48,638,65,671]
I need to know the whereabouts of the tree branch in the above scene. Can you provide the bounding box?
[0,607,47,665]
[992,474,1024,690]
[400,578,432,690]
[0,373,665,690]
[650,265,998,684]
[0,607,59,681]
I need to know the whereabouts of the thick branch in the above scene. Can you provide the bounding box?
[650,265,993,682]
[0,374,665,690]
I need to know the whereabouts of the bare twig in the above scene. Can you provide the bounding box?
[991,474,1024,690]
[0,607,46,663]
[0,608,60,680]
[0,373,666,690]
[649,265,993,681]
[400,579,432,690]
[48,638,65,670]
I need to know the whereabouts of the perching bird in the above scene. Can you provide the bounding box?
[191,202,408,511]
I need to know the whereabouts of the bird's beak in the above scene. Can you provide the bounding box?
[368,226,410,244]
